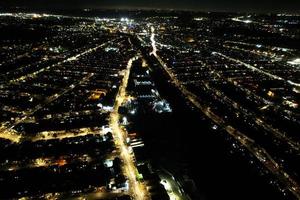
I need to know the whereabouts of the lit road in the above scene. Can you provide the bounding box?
[0,40,116,143]
[205,53,300,153]
[9,39,116,84]
[159,169,191,200]
[222,44,278,60]
[213,51,300,87]
[149,27,300,199]
[80,191,124,199]
[150,26,157,56]
[18,189,124,200]
[201,80,300,154]
[0,73,94,143]
[0,126,21,143]
[109,55,150,200]
[32,127,104,142]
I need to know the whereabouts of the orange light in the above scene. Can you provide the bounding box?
[267,91,275,97]
[89,89,107,100]
[57,158,67,167]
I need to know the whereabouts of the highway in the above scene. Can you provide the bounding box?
[109,55,150,200]
[149,27,300,199]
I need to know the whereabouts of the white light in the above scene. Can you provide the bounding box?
[102,126,112,134]
[161,180,171,191]
[121,17,129,22]
[288,58,300,65]
[103,106,113,112]
[212,125,218,130]
[194,17,203,21]
[244,20,252,24]
[122,117,128,125]
[104,159,113,168]
[97,103,103,108]
[130,110,136,115]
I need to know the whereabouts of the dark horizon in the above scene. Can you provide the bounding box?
[0,0,299,14]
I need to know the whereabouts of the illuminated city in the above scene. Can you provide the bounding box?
[0,4,300,200]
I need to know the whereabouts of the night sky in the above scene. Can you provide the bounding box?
[0,0,299,13]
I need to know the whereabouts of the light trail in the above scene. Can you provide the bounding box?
[109,55,149,200]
